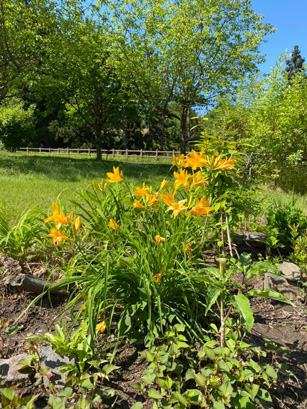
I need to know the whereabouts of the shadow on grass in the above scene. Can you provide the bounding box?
[0,153,172,183]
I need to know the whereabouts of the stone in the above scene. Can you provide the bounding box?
[264,273,303,302]
[0,353,31,385]
[38,345,72,389]
[278,261,302,282]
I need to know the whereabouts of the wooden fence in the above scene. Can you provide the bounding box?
[17,147,180,163]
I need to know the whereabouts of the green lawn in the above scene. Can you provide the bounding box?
[0,152,173,222]
[1,152,307,223]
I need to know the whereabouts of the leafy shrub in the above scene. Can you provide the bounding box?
[265,201,307,249]
[0,98,36,149]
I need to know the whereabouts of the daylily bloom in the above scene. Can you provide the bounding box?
[207,154,236,171]
[134,182,151,196]
[133,199,145,209]
[153,273,162,283]
[172,154,186,168]
[109,218,119,231]
[159,179,169,190]
[174,169,191,191]
[44,202,60,224]
[190,171,208,190]
[166,199,187,219]
[146,192,159,207]
[44,202,73,227]
[48,228,71,246]
[188,197,214,217]
[106,167,123,183]
[185,150,206,170]
[161,189,176,207]
[72,216,81,235]
[96,320,107,334]
[155,235,166,245]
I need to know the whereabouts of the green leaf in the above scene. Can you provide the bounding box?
[246,288,295,306]
[205,285,222,315]
[0,387,15,401]
[102,364,120,375]
[265,365,277,379]
[131,403,143,409]
[148,389,163,399]
[233,293,254,332]
[213,400,225,409]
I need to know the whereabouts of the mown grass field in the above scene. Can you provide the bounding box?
[0,152,173,221]
[1,152,307,222]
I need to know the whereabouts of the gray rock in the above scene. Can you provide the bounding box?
[0,353,31,385]
[38,345,72,389]
[278,261,302,281]
[264,273,303,302]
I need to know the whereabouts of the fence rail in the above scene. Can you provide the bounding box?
[16,147,180,162]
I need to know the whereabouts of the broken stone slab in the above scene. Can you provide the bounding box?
[38,345,72,389]
[278,261,302,282]
[0,353,31,385]
[264,273,303,302]
[233,232,267,251]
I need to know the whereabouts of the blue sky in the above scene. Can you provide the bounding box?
[251,0,307,73]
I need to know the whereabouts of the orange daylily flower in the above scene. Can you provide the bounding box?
[153,273,162,283]
[134,182,151,196]
[154,235,166,245]
[159,179,169,190]
[160,189,176,207]
[109,218,119,231]
[188,197,215,217]
[190,171,208,190]
[146,193,159,207]
[44,202,60,224]
[106,167,123,183]
[166,199,187,219]
[174,169,191,191]
[185,150,206,170]
[48,228,71,246]
[133,199,145,209]
[96,320,107,334]
[207,154,236,171]
[172,154,186,168]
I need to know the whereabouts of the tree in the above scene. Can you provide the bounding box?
[109,0,273,153]
[286,45,305,81]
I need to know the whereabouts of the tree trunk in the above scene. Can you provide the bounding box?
[180,104,189,154]
[94,124,102,160]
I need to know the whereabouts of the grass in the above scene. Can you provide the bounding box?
[0,152,173,222]
[2,151,307,223]
[261,185,307,211]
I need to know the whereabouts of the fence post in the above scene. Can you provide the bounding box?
[140,149,143,161]
[26,147,29,154]
[112,149,115,159]
[58,148,60,154]
[156,149,158,161]
[39,147,41,154]
[126,149,128,160]
[88,148,91,157]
